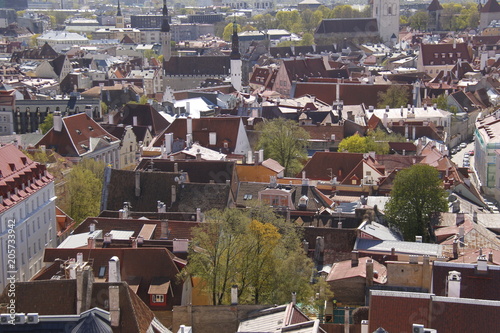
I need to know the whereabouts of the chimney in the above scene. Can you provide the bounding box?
[174,163,179,173]
[453,239,459,259]
[161,221,168,238]
[489,251,493,263]
[247,150,253,164]
[415,235,422,243]
[351,250,359,267]
[477,255,488,272]
[104,233,112,245]
[473,211,478,223]
[133,116,138,126]
[109,285,120,327]
[259,149,264,163]
[108,113,114,125]
[196,208,201,222]
[446,271,461,297]
[338,221,342,229]
[108,256,121,283]
[87,237,95,249]
[196,150,202,160]
[391,248,395,256]
[90,223,96,232]
[231,285,238,305]
[130,237,138,248]
[254,151,259,165]
[53,111,63,132]
[186,117,192,135]
[302,239,309,253]
[76,266,94,315]
[171,185,176,203]
[385,105,390,112]
[135,171,140,197]
[164,133,173,154]
[422,255,431,291]
[157,201,166,213]
[366,258,374,287]
[291,292,297,305]
[77,252,83,264]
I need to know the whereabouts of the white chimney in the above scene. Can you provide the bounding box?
[231,285,238,305]
[133,116,138,126]
[53,111,63,132]
[477,255,488,272]
[77,252,83,265]
[171,185,176,203]
[108,256,121,282]
[196,208,201,222]
[90,223,96,232]
[447,270,461,297]
[186,133,193,148]
[291,292,297,305]
[415,235,422,243]
[109,285,120,327]
[186,117,192,135]
[259,149,264,163]
[209,132,216,145]
[164,133,173,154]
[186,102,191,116]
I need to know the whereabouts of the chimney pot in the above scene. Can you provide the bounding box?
[231,285,238,305]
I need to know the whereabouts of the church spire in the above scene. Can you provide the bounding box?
[117,0,122,17]
[230,18,240,60]
[161,0,170,32]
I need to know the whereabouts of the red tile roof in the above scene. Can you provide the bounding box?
[326,257,387,284]
[481,0,500,12]
[299,152,364,181]
[420,43,472,66]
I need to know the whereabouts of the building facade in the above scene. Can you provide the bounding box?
[0,145,56,291]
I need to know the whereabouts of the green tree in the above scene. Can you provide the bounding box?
[39,113,53,134]
[184,206,318,305]
[256,118,310,177]
[409,11,429,31]
[100,101,108,115]
[385,164,448,242]
[253,13,278,31]
[338,133,369,153]
[300,32,315,46]
[223,22,241,42]
[276,10,303,33]
[440,3,463,30]
[62,159,106,224]
[377,85,411,108]
[431,94,458,114]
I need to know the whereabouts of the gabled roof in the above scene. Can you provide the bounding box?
[164,55,230,75]
[36,113,119,157]
[120,103,170,137]
[299,152,364,181]
[326,256,387,284]
[238,303,316,332]
[355,238,443,257]
[282,57,328,81]
[481,0,500,12]
[50,54,67,77]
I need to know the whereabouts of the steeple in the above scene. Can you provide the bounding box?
[161,0,170,33]
[117,0,122,17]
[230,19,240,60]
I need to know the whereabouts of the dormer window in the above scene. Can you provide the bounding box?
[76,129,81,135]
[88,126,94,131]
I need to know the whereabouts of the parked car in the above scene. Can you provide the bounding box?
[451,148,457,154]
[460,142,467,148]
[469,150,474,156]
[464,155,470,161]
[456,146,462,152]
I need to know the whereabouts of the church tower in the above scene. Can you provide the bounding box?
[115,0,124,29]
[230,20,242,92]
[372,0,400,43]
[160,0,172,63]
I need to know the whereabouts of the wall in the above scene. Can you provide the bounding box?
[386,261,431,291]
[172,304,268,333]
[328,276,366,306]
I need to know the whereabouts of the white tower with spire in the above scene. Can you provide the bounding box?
[160,0,171,63]
[230,20,242,92]
[115,0,124,29]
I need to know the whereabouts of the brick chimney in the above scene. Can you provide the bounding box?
[351,250,359,267]
[76,266,94,315]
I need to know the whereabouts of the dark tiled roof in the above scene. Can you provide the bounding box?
[43,247,183,311]
[164,55,230,75]
[432,261,500,301]
[315,18,378,34]
[299,152,364,181]
[37,113,119,157]
[420,43,472,66]
[481,0,500,12]
[283,57,329,81]
[177,183,232,211]
[294,82,397,106]
[135,160,236,184]
[375,155,424,173]
[120,103,170,137]
[153,117,243,154]
[102,169,179,212]
[50,55,67,77]
[387,142,417,152]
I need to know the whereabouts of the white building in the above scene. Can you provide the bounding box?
[0,145,57,290]
[475,112,500,200]
[372,0,400,43]
[37,31,91,52]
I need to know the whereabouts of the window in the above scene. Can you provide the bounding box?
[152,295,164,303]
[98,266,106,278]
[366,171,371,176]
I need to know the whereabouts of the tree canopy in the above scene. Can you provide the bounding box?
[39,113,53,134]
[256,118,310,177]
[385,164,448,242]
[184,205,321,306]
[377,85,411,109]
[60,159,106,224]
[338,130,405,154]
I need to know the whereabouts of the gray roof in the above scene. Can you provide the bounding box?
[354,239,443,256]
[357,221,402,241]
[238,305,288,332]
